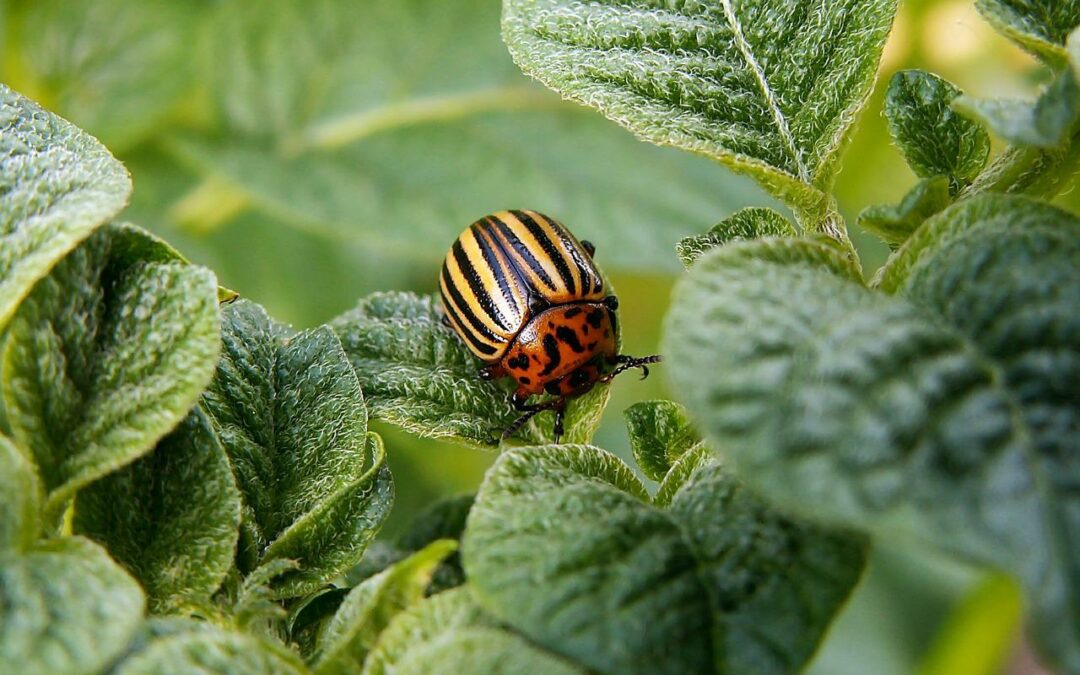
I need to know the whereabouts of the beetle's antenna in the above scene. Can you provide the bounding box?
[601,354,662,383]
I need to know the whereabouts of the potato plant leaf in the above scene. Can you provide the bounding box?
[676,207,796,268]
[623,399,701,481]
[502,0,898,226]
[463,444,865,675]
[0,84,131,329]
[330,292,607,449]
[0,537,145,675]
[954,68,1080,149]
[202,300,393,598]
[858,176,952,247]
[0,434,40,552]
[113,627,308,675]
[73,407,242,614]
[2,223,221,524]
[975,0,1080,66]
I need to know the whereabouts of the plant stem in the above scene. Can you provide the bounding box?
[964,129,1080,200]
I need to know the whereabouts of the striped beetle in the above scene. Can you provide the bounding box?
[440,209,660,441]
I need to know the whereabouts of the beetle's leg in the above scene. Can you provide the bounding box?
[552,401,567,443]
[479,364,504,381]
[602,295,619,311]
[602,354,663,382]
[501,396,565,442]
[581,240,596,257]
[510,388,531,409]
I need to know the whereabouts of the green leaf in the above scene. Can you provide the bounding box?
[11,0,200,151]
[0,537,145,675]
[395,494,475,594]
[0,83,131,329]
[463,444,864,674]
[2,223,221,524]
[623,399,701,481]
[676,207,796,268]
[73,407,242,614]
[884,71,990,189]
[501,0,898,224]
[113,627,308,675]
[314,540,458,675]
[975,0,1080,66]
[953,69,1080,149]
[0,434,40,552]
[202,300,394,597]
[330,292,608,449]
[858,176,952,247]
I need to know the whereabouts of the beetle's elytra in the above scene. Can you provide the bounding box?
[439,209,660,441]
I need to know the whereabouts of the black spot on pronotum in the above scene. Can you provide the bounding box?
[586,309,605,329]
[540,333,562,375]
[564,307,583,318]
[555,326,585,353]
[519,376,531,385]
[506,354,530,371]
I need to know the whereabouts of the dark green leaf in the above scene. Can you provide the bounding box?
[2,224,221,523]
[396,494,475,594]
[330,292,608,449]
[501,0,898,223]
[858,176,952,247]
[884,71,990,188]
[676,208,796,268]
[624,399,701,481]
[113,627,308,675]
[0,537,145,675]
[314,540,458,675]
[954,69,1080,148]
[203,300,393,597]
[73,407,242,614]
[0,84,131,329]
[975,0,1080,66]
[0,434,39,552]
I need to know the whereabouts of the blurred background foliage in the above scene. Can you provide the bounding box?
[0,0,1061,672]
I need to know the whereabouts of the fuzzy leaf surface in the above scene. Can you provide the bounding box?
[676,207,796,268]
[954,69,1080,149]
[330,292,607,449]
[858,176,952,247]
[2,224,221,523]
[0,537,144,675]
[624,399,701,481]
[113,628,308,675]
[502,0,897,218]
[0,84,131,328]
[0,434,39,552]
[73,407,242,614]
[976,0,1080,65]
[203,300,393,597]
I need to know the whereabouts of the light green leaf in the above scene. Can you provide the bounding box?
[858,176,952,247]
[975,0,1080,66]
[11,0,199,151]
[2,223,221,524]
[0,83,131,329]
[501,0,897,225]
[624,399,701,481]
[464,444,864,674]
[954,69,1080,149]
[0,536,145,675]
[330,292,608,449]
[395,494,475,594]
[676,207,796,268]
[0,434,39,552]
[113,628,308,675]
[73,407,242,614]
[884,71,990,189]
[315,540,458,675]
[202,300,393,598]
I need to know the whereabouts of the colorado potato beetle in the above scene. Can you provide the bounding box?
[439,209,660,441]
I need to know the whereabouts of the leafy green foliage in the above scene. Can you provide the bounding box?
[976,0,1080,65]
[884,71,990,190]
[676,207,796,268]
[113,628,308,675]
[954,68,1080,148]
[2,223,221,523]
[0,537,145,675]
[330,292,607,448]
[0,434,40,552]
[502,0,898,226]
[314,540,457,675]
[623,399,701,481]
[0,84,131,329]
[73,407,241,614]
[463,443,866,674]
[203,300,393,598]
[858,176,952,247]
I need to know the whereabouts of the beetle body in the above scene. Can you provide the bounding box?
[440,209,659,440]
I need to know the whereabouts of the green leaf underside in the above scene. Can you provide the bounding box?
[203,300,393,597]
[330,292,608,449]
[0,83,131,329]
[0,434,40,552]
[895,195,1080,670]
[676,207,796,268]
[975,0,1080,65]
[362,586,582,675]
[884,70,990,187]
[315,540,458,675]
[0,537,144,675]
[73,407,242,614]
[858,175,952,247]
[664,209,1080,670]
[2,224,221,523]
[463,444,865,675]
[624,399,701,481]
[113,629,307,675]
[502,0,897,215]
[954,70,1080,149]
